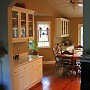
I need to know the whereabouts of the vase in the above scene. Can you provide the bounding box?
[32,51,39,55]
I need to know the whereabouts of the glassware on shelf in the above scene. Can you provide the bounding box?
[21,12,26,21]
[29,30,33,37]
[28,14,33,37]
[21,12,26,37]
[12,10,18,38]
[13,25,18,38]
[21,26,26,37]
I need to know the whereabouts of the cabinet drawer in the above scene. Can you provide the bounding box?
[20,63,29,72]
[30,61,36,68]
[36,59,42,65]
[14,63,29,75]
[14,67,20,75]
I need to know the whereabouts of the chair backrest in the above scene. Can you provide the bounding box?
[61,50,75,65]
[61,50,73,55]
[75,45,83,50]
[53,44,60,54]
[52,48,60,62]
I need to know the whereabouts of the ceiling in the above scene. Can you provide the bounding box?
[45,0,83,18]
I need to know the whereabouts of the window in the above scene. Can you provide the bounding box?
[37,21,51,48]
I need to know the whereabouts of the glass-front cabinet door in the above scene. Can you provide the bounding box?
[20,11,26,38]
[12,8,19,38]
[28,11,35,40]
[28,14,33,37]
[12,6,35,43]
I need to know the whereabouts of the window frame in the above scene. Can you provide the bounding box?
[37,21,51,48]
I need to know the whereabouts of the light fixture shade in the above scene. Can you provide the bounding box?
[70,3,78,9]
[70,0,83,9]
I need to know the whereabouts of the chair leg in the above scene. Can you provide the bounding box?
[53,63,57,75]
[72,68,74,76]
[76,66,81,76]
[53,62,62,76]
[53,63,59,75]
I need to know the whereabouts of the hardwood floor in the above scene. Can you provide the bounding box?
[29,64,81,90]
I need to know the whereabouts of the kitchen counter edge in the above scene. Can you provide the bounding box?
[13,55,43,68]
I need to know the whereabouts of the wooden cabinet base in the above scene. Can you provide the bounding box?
[13,57,43,90]
[25,79,42,90]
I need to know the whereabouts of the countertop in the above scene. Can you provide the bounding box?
[13,55,43,67]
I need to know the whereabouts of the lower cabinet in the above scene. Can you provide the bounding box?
[23,70,29,89]
[36,64,42,81]
[29,58,43,87]
[14,63,29,90]
[13,57,43,90]
[29,66,36,85]
[14,73,25,90]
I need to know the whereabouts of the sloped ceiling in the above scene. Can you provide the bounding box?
[45,0,83,18]
[9,0,83,18]
[26,0,60,17]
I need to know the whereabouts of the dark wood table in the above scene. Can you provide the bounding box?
[58,50,83,60]
[57,50,83,76]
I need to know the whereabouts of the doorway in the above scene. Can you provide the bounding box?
[78,24,83,46]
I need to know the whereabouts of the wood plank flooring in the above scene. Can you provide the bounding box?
[29,64,80,90]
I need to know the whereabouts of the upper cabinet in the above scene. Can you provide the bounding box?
[55,18,69,37]
[12,6,35,43]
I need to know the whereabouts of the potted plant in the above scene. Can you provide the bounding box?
[29,40,39,55]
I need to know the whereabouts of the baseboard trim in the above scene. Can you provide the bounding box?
[43,61,55,64]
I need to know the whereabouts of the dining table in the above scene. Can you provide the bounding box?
[58,49,83,60]
[57,49,83,76]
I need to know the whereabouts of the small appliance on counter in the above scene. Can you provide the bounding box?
[13,55,19,60]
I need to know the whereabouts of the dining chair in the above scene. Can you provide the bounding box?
[52,47,63,76]
[76,59,81,76]
[75,45,83,76]
[61,50,76,76]
[75,45,83,50]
